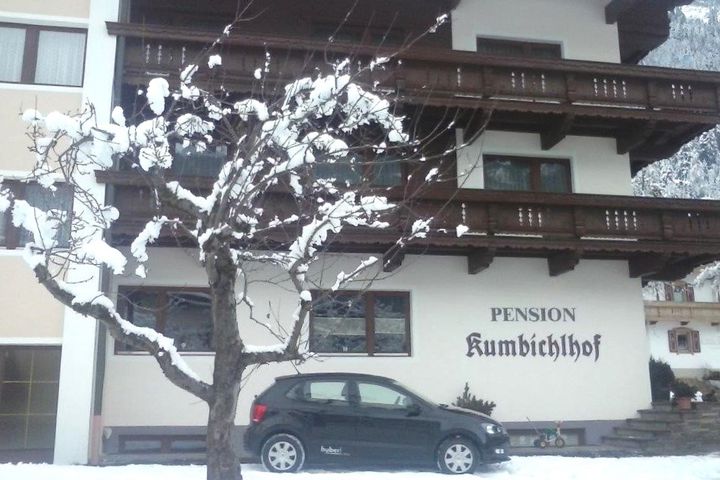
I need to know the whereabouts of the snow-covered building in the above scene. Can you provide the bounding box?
[645,277,720,377]
[4,0,720,464]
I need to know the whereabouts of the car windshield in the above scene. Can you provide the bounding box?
[390,379,436,406]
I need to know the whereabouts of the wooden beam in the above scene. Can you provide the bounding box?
[646,255,716,281]
[616,121,656,155]
[605,0,640,24]
[629,253,668,278]
[541,114,574,151]
[468,248,495,275]
[462,109,492,145]
[548,250,581,277]
[383,247,405,273]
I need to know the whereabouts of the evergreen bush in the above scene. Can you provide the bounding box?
[453,382,496,416]
[649,358,675,401]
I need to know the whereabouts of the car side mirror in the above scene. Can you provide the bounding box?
[406,403,422,417]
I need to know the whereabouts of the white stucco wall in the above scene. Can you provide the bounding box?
[456,130,633,196]
[648,320,720,373]
[102,248,650,427]
[691,282,718,303]
[451,0,620,63]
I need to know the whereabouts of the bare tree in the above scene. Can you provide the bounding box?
[0,12,486,480]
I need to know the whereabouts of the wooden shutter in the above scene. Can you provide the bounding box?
[668,330,678,353]
[692,330,701,353]
[664,284,673,301]
[686,285,695,302]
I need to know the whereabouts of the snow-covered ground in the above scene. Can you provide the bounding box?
[2,455,720,480]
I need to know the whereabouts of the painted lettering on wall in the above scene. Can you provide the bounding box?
[490,307,576,322]
[466,333,602,362]
[466,307,602,362]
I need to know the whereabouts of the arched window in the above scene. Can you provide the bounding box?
[668,327,701,354]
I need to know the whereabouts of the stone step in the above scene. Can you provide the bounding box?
[637,410,687,422]
[614,427,664,440]
[602,435,654,450]
[626,419,674,431]
[650,402,675,412]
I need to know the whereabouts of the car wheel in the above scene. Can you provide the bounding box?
[437,437,479,475]
[261,433,305,473]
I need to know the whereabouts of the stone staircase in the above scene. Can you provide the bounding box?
[602,402,720,454]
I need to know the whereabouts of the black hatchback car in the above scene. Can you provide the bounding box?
[244,373,510,474]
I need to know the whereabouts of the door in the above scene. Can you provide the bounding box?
[288,379,360,463]
[0,346,61,463]
[353,381,438,465]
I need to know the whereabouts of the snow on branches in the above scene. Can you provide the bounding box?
[2,36,445,382]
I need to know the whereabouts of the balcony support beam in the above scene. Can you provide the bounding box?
[605,0,640,24]
[462,109,492,145]
[629,253,669,278]
[548,250,581,277]
[468,248,496,275]
[383,246,405,273]
[541,114,575,151]
[617,121,657,155]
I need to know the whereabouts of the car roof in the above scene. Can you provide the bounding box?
[274,372,395,383]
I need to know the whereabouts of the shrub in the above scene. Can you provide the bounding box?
[649,358,675,401]
[453,382,496,416]
[703,371,720,381]
[672,381,696,398]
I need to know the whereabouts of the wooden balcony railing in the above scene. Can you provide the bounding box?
[108,22,720,124]
[97,169,720,280]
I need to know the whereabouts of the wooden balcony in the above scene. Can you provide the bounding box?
[97,170,720,281]
[108,21,720,172]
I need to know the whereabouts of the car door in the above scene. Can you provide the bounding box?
[353,380,439,465]
[288,379,360,463]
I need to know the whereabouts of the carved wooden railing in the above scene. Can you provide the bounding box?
[108,22,720,122]
[96,170,720,249]
[400,189,720,244]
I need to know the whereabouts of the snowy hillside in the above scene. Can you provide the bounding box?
[634,1,720,283]
[634,1,720,199]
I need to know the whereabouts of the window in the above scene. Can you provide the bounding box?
[0,24,86,86]
[0,347,61,460]
[357,382,412,409]
[289,380,351,405]
[171,143,227,178]
[662,283,695,303]
[0,181,73,249]
[116,286,213,353]
[118,434,206,454]
[315,157,363,186]
[483,155,571,193]
[315,155,404,188]
[476,37,561,59]
[310,291,410,355]
[668,327,701,354]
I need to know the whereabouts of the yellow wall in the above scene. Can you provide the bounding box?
[1,0,90,19]
[0,89,83,172]
[0,255,64,338]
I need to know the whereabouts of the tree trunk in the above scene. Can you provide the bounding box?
[205,250,245,480]
[206,369,244,480]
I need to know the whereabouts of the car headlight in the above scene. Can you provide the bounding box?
[482,423,504,435]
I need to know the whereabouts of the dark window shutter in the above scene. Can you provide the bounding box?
[664,284,673,301]
[668,330,678,353]
[692,330,701,353]
[686,285,695,302]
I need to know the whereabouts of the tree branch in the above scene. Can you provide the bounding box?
[32,261,213,402]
